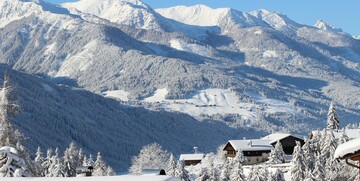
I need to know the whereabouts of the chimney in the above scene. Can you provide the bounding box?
[248,140,252,146]
[194,147,198,154]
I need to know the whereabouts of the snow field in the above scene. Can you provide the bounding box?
[0,175,180,181]
[103,88,296,118]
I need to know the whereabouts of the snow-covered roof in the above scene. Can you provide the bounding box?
[311,129,360,140]
[179,154,204,161]
[226,139,273,151]
[260,133,303,144]
[334,137,360,159]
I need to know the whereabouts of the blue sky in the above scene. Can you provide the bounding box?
[46,0,360,35]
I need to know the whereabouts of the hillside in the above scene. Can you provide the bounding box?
[1,65,258,171]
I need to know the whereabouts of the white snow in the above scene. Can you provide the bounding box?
[334,136,360,159]
[0,0,42,28]
[254,30,262,35]
[314,20,343,33]
[227,139,274,151]
[156,5,230,27]
[179,154,204,161]
[311,129,360,140]
[0,176,180,181]
[169,39,211,57]
[144,88,168,102]
[104,90,130,101]
[263,50,279,58]
[103,88,296,119]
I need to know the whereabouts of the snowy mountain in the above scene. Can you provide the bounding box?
[62,0,166,31]
[1,0,360,167]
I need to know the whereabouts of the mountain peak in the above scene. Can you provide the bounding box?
[314,20,343,33]
[62,0,164,30]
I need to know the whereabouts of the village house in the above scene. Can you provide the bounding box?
[261,133,304,155]
[179,147,204,166]
[223,139,273,165]
[335,137,360,170]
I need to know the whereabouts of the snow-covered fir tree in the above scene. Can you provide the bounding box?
[302,138,314,171]
[304,169,316,181]
[259,166,271,180]
[320,130,337,166]
[63,142,79,177]
[229,151,245,181]
[312,155,325,181]
[77,148,84,167]
[196,167,209,181]
[93,152,108,176]
[47,148,65,177]
[87,154,95,166]
[34,147,45,176]
[175,161,190,181]
[326,103,340,130]
[0,146,32,177]
[106,166,116,176]
[166,153,177,176]
[267,140,285,164]
[247,166,264,181]
[337,129,349,145]
[270,168,285,181]
[42,148,53,176]
[291,141,306,181]
[219,159,230,181]
[129,143,169,175]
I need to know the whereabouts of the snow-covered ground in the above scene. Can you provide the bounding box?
[1,176,179,181]
[103,88,296,118]
[169,39,211,57]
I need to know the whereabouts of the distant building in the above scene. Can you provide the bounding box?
[223,139,273,165]
[261,133,304,155]
[310,129,360,141]
[76,166,93,177]
[179,147,204,166]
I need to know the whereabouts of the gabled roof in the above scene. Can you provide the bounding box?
[179,154,204,161]
[225,139,273,151]
[334,137,360,159]
[311,129,360,140]
[261,133,303,144]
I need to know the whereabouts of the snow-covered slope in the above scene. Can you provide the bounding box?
[0,175,180,181]
[62,0,166,30]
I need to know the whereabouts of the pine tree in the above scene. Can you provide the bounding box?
[47,148,65,177]
[325,157,339,180]
[166,154,177,176]
[304,169,316,181]
[230,151,246,181]
[320,130,337,166]
[87,154,95,166]
[267,140,286,164]
[82,155,88,166]
[0,146,31,177]
[93,152,107,176]
[326,103,340,130]
[196,167,209,181]
[259,166,271,180]
[312,155,325,181]
[175,161,190,181]
[337,129,349,145]
[291,141,306,181]
[42,148,53,176]
[34,147,45,176]
[302,138,314,171]
[63,142,78,177]
[247,166,263,181]
[219,159,230,181]
[106,166,116,176]
[270,168,285,181]
[77,148,84,167]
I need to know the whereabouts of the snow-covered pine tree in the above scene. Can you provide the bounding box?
[290,141,306,181]
[63,142,79,177]
[93,152,107,176]
[326,103,340,130]
[77,148,84,167]
[259,166,271,180]
[106,166,116,176]
[196,167,209,181]
[270,168,285,181]
[247,166,263,181]
[0,146,32,177]
[129,143,169,175]
[87,154,95,166]
[42,148,53,176]
[337,129,349,145]
[82,155,88,166]
[34,147,45,176]
[267,140,286,164]
[311,130,322,154]
[219,159,230,181]
[175,161,190,181]
[47,148,64,177]
[320,130,337,166]
[207,161,218,181]
[229,151,245,181]
[302,138,314,171]
[325,156,339,181]
[16,142,37,176]
[312,155,325,181]
[166,153,177,176]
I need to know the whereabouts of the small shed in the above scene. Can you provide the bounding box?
[335,137,360,169]
[76,166,94,177]
[261,133,304,155]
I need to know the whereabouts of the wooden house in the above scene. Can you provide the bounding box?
[335,137,360,169]
[261,133,304,155]
[223,139,273,165]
